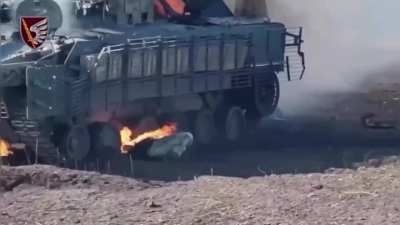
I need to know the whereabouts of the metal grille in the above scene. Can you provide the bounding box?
[71,77,89,116]
[284,27,305,81]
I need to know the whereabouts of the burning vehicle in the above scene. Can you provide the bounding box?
[0,0,304,166]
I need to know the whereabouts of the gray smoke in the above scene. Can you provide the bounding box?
[267,0,400,114]
[53,0,80,33]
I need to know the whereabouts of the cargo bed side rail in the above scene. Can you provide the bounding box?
[94,33,254,80]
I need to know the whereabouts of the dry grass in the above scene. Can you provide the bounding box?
[0,161,400,224]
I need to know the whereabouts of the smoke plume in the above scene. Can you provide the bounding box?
[267,0,400,114]
[53,0,79,33]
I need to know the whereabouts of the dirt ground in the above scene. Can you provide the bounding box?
[1,160,400,225]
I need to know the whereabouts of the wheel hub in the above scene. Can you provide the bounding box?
[66,125,90,161]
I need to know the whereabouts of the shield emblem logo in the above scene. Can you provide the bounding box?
[20,16,49,49]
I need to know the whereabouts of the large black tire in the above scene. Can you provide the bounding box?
[215,104,247,143]
[248,71,280,120]
[221,71,279,128]
[64,125,91,161]
[224,106,247,142]
[194,109,217,145]
[88,122,120,161]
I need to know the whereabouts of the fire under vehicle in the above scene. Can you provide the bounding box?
[0,0,305,165]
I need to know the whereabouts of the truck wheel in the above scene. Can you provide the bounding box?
[64,125,91,161]
[88,122,120,160]
[247,71,280,123]
[225,106,247,142]
[215,104,247,142]
[194,110,216,145]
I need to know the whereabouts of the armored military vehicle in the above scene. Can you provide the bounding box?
[0,0,304,165]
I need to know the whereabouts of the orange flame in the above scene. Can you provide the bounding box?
[0,139,12,157]
[155,0,186,18]
[120,123,177,154]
